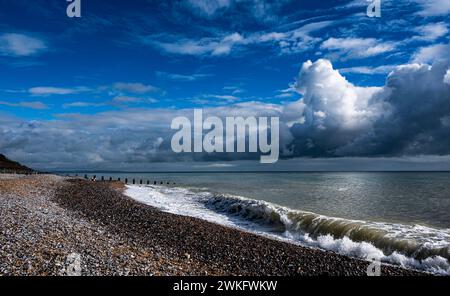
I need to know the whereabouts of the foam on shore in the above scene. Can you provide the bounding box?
[125,184,450,275]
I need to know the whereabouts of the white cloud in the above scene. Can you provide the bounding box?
[63,97,158,108]
[415,0,450,16]
[185,0,231,16]
[150,33,246,57]
[321,38,395,60]
[156,71,213,82]
[112,96,158,104]
[256,21,334,54]
[444,70,450,85]
[193,163,235,168]
[184,0,290,22]
[257,32,286,42]
[275,92,295,99]
[294,59,383,131]
[63,102,105,108]
[339,65,397,75]
[29,86,88,96]
[0,33,46,57]
[277,21,334,54]
[223,86,245,94]
[188,93,241,105]
[282,100,306,128]
[0,101,48,109]
[413,22,448,41]
[413,43,450,63]
[210,94,239,101]
[148,20,333,57]
[273,87,297,99]
[113,82,159,94]
[28,83,160,98]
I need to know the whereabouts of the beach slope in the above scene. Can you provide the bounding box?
[0,174,423,276]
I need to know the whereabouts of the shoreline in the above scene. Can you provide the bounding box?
[0,174,425,276]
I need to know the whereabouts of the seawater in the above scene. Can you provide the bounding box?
[72,172,450,274]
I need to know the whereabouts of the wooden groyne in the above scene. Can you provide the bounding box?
[0,168,47,175]
[62,173,177,186]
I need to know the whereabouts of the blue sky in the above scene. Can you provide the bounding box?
[1,0,447,117]
[1,0,450,170]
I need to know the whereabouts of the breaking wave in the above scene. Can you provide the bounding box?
[125,185,450,275]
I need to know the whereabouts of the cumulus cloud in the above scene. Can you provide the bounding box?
[289,59,450,157]
[0,33,47,57]
[287,59,384,156]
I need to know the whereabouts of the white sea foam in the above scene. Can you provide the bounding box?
[124,184,450,275]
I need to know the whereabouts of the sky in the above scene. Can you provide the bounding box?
[0,0,450,171]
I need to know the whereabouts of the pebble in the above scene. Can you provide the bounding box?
[0,174,426,276]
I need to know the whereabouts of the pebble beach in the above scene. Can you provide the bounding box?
[0,174,424,276]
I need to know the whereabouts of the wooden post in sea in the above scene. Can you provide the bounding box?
[154,181,156,185]
[84,174,88,179]
[109,177,112,181]
[140,179,142,185]
[101,176,104,181]
[147,180,149,185]
[133,179,135,184]
[125,178,128,184]
[118,178,121,182]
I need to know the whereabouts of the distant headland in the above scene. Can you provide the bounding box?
[0,154,34,174]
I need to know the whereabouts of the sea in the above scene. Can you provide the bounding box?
[67,171,450,275]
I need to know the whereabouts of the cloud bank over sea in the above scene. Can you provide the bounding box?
[2,58,450,169]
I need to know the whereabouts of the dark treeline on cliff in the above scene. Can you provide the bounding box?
[0,154,33,173]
